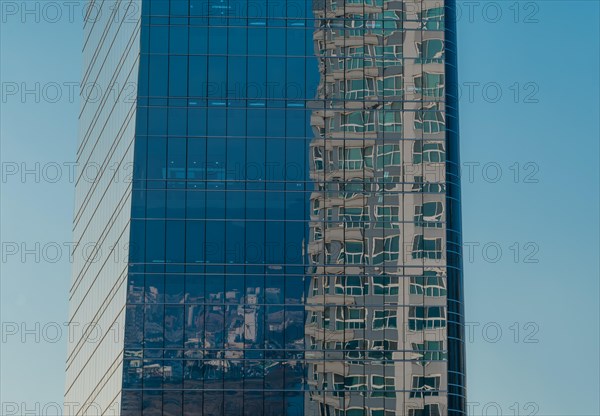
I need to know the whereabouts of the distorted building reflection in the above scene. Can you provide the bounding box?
[305,0,464,415]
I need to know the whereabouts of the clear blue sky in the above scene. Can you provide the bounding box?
[1,1,598,414]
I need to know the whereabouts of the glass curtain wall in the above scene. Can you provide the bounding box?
[115,1,465,415]
[122,1,317,415]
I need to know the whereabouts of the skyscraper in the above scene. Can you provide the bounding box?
[66,1,465,415]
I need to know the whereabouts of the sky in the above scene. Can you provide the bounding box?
[1,1,599,415]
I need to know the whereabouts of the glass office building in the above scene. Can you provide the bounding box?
[66,1,465,415]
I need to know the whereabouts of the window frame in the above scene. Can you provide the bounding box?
[372,235,401,264]
[373,309,398,330]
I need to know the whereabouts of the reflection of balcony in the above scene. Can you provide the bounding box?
[307,326,348,344]
[313,29,380,48]
[309,170,377,183]
[332,65,380,79]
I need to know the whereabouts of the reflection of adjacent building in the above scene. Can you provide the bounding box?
[306,1,463,415]
[124,281,306,412]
